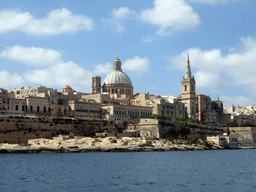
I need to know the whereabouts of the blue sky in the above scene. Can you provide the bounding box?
[0,0,255,107]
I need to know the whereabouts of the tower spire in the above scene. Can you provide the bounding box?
[185,53,191,79]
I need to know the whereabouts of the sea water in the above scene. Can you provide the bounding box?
[1,150,256,192]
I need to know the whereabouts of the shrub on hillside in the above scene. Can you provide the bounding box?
[226,120,239,127]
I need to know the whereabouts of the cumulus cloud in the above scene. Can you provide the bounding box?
[0,46,62,66]
[102,7,137,32]
[167,36,256,91]
[186,0,229,4]
[0,8,94,35]
[103,0,200,35]
[24,61,93,92]
[194,71,220,87]
[0,70,25,89]
[94,63,113,75]
[221,95,253,107]
[140,0,200,35]
[123,56,150,74]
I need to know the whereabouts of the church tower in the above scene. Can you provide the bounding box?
[92,76,101,94]
[181,53,196,119]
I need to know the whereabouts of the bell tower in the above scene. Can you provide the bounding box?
[181,53,196,119]
[92,76,101,94]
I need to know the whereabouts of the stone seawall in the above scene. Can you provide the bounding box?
[0,117,110,144]
[127,119,224,139]
[229,127,256,145]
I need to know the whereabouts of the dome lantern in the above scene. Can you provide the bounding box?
[114,53,122,71]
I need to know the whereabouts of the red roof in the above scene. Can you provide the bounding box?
[63,85,72,90]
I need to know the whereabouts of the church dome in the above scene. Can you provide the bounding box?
[103,70,132,87]
[63,85,72,90]
[102,53,133,87]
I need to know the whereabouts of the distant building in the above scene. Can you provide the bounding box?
[178,54,196,119]
[0,53,227,124]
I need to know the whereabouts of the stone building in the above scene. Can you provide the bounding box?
[102,54,133,98]
[211,97,224,123]
[196,94,216,124]
[9,86,54,99]
[101,104,152,120]
[69,100,102,119]
[129,93,185,118]
[0,88,9,114]
[179,54,196,119]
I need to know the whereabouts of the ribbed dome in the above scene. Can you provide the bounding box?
[103,70,132,86]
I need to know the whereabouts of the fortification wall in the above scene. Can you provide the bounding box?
[0,117,108,144]
[127,119,224,139]
[229,127,256,144]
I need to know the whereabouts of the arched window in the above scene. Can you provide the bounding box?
[185,85,187,91]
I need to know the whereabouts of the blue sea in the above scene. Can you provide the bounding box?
[1,150,256,192]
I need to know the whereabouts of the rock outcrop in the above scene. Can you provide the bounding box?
[0,135,230,153]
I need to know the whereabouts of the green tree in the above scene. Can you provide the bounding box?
[190,118,197,123]
[226,120,239,127]
[240,121,255,127]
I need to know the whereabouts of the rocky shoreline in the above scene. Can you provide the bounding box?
[0,135,231,153]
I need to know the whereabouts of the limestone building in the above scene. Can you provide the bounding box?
[179,54,196,119]
[129,93,185,118]
[196,94,216,124]
[102,53,133,97]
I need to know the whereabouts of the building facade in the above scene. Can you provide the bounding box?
[179,54,196,119]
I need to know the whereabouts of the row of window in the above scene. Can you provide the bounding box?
[114,110,151,116]
[162,105,176,110]
[16,105,49,113]
[106,89,132,95]
[16,89,38,95]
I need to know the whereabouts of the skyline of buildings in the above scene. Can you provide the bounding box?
[0,0,255,108]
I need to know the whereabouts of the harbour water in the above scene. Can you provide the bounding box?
[1,150,256,191]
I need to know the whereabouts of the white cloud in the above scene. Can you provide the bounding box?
[103,0,200,36]
[0,46,62,66]
[186,0,229,4]
[102,7,137,32]
[167,36,256,91]
[123,56,150,74]
[0,70,25,89]
[24,61,93,92]
[94,63,113,75]
[0,8,94,35]
[140,0,200,35]
[194,71,220,87]
[221,95,252,107]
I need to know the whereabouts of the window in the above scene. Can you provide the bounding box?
[22,106,25,111]
[16,91,20,94]
[191,85,193,91]
[44,107,46,113]
[37,106,40,112]
[16,105,18,111]
[30,106,33,112]
[185,85,187,91]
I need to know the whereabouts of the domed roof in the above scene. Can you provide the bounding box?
[103,54,133,87]
[63,85,72,90]
[103,70,132,87]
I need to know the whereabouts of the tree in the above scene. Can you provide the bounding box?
[174,123,191,139]
[240,121,255,127]
[226,120,239,127]
[190,118,197,123]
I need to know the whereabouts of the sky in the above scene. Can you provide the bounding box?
[0,0,256,107]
